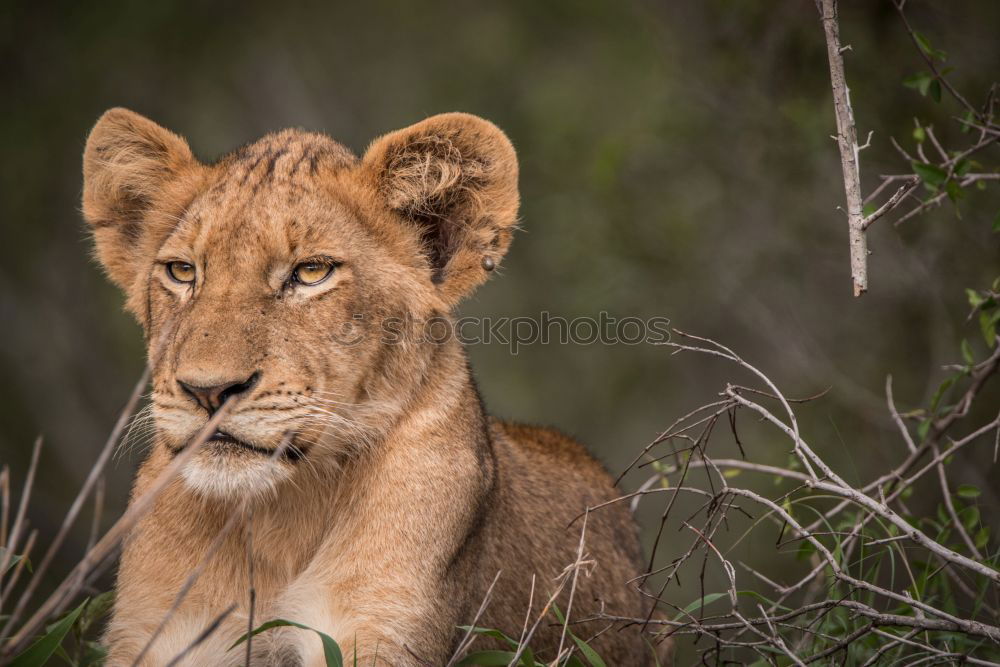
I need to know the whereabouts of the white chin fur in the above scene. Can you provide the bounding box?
[181,451,293,499]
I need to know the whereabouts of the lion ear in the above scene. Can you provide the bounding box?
[361,113,519,307]
[82,108,199,292]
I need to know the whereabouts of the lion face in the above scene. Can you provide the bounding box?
[82,110,518,498]
[145,151,402,498]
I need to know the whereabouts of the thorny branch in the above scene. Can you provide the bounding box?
[818,0,1000,296]
[592,329,1000,663]
[819,0,868,296]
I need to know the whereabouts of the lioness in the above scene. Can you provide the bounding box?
[83,109,667,665]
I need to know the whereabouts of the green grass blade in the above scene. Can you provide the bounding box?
[457,649,523,666]
[229,618,343,667]
[10,599,87,667]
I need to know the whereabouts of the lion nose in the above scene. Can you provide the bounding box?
[177,372,261,414]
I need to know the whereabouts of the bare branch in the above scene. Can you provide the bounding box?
[819,0,868,296]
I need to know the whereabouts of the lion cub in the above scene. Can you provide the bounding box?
[83,109,667,665]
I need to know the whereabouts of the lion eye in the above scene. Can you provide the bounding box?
[292,262,335,286]
[166,261,196,284]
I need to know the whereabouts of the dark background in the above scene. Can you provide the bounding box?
[2,0,999,660]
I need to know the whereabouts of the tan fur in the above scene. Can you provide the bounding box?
[82,109,671,666]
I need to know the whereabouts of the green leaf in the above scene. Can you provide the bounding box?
[569,634,607,667]
[929,79,942,103]
[945,179,963,203]
[10,600,87,667]
[957,484,981,499]
[980,310,1000,347]
[458,650,525,666]
[960,339,974,364]
[913,31,947,61]
[0,547,31,575]
[929,374,958,413]
[961,110,974,133]
[53,645,72,665]
[963,505,981,531]
[993,210,1000,232]
[796,537,815,562]
[735,590,792,613]
[78,641,108,667]
[551,605,607,667]
[912,161,947,187]
[674,592,729,619]
[967,288,985,308]
[912,125,926,143]
[456,626,536,666]
[975,526,990,550]
[230,619,343,667]
[903,71,932,96]
[457,626,518,648]
[77,591,115,636]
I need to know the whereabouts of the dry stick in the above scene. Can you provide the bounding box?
[804,622,872,664]
[931,440,983,560]
[641,421,709,588]
[746,605,806,667]
[4,369,150,637]
[995,407,1000,463]
[671,337,999,610]
[554,511,589,665]
[671,458,813,484]
[860,628,920,667]
[689,441,985,646]
[819,0,867,296]
[443,570,502,667]
[894,170,1000,226]
[639,420,728,630]
[863,173,911,204]
[860,177,920,231]
[614,540,1000,642]
[508,523,593,667]
[0,467,10,548]
[956,117,1000,138]
[666,332,821,480]
[132,436,291,666]
[86,477,106,554]
[885,376,917,454]
[163,602,238,667]
[892,0,982,120]
[630,338,1000,659]
[869,627,999,667]
[613,400,732,486]
[724,486,1000,641]
[777,413,1000,608]
[131,505,246,666]
[597,595,996,637]
[515,575,537,657]
[799,348,1000,539]
[2,529,38,605]
[0,437,43,607]
[2,402,234,657]
[726,389,1000,583]
[245,510,255,667]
